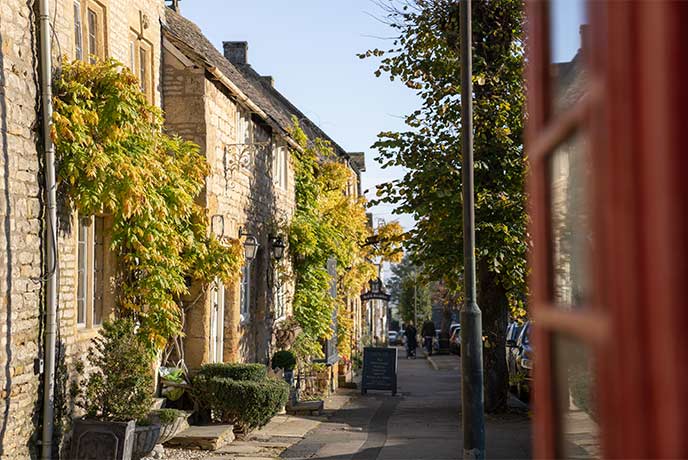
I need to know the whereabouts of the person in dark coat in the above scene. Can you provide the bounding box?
[421,320,436,354]
[404,322,418,357]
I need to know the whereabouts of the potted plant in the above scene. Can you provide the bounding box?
[70,318,159,460]
[149,408,189,444]
[271,350,297,385]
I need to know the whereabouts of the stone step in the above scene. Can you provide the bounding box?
[286,400,324,416]
[164,424,235,451]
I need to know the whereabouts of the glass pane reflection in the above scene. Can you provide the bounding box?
[549,0,588,115]
[549,132,590,307]
[553,335,600,459]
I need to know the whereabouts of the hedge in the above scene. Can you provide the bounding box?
[192,375,289,431]
[196,362,267,382]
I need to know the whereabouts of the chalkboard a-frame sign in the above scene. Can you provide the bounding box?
[361,347,397,395]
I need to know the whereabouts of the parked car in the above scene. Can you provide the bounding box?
[449,326,461,355]
[507,321,533,400]
[449,323,461,338]
[388,330,398,345]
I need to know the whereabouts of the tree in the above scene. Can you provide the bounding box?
[286,120,404,361]
[362,0,527,412]
[388,255,432,325]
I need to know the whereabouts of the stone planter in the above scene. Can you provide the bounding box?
[69,418,135,460]
[131,423,161,460]
[150,413,189,444]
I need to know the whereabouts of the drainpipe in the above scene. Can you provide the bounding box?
[38,0,58,458]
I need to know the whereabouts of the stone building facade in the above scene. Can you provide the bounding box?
[162,9,299,368]
[163,9,367,380]
[0,0,166,457]
[0,0,366,455]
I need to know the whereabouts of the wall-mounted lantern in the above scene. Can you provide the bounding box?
[269,235,286,261]
[239,227,259,262]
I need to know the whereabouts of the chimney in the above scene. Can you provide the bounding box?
[260,76,274,87]
[579,24,589,59]
[223,41,248,66]
[167,0,181,13]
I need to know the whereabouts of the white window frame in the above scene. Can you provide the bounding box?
[76,216,106,330]
[74,1,83,60]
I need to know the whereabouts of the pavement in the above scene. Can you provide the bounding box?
[279,348,532,460]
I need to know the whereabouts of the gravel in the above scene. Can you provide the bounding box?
[142,446,227,460]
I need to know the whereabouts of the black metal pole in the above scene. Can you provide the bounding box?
[459,0,485,458]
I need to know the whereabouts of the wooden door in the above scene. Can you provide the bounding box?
[526,1,688,458]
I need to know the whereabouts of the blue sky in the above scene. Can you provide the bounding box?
[180,1,419,231]
[551,0,586,62]
[180,1,586,233]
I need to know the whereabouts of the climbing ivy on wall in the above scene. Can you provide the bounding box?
[52,58,243,350]
[286,119,404,360]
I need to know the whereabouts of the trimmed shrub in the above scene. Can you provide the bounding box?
[271,350,297,371]
[75,318,154,422]
[192,375,289,432]
[196,362,267,381]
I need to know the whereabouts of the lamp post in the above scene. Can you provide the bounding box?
[459,0,485,458]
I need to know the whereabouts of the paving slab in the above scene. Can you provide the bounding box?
[165,424,235,451]
[281,346,533,459]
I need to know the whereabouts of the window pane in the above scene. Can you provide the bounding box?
[93,216,105,325]
[281,148,288,189]
[130,41,136,71]
[87,9,97,62]
[553,334,600,458]
[139,47,147,94]
[77,220,87,325]
[549,131,590,307]
[549,0,588,115]
[74,2,83,60]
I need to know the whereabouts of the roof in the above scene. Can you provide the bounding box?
[229,58,349,160]
[162,8,354,165]
[163,8,295,141]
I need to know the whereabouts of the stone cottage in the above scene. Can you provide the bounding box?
[161,8,300,369]
[162,8,366,384]
[0,0,367,454]
[1,0,167,456]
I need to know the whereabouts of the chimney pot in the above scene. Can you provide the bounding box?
[223,41,248,65]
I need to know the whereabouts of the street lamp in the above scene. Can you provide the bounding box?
[460,1,485,458]
[269,235,286,261]
[239,227,259,262]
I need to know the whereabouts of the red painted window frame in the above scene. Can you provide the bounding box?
[526,1,688,458]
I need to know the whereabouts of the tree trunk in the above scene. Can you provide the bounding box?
[477,260,509,413]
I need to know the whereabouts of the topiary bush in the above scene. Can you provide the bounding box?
[192,375,289,432]
[196,362,267,381]
[271,350,297,371]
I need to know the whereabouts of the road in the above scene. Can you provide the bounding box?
[280,348,532,460]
